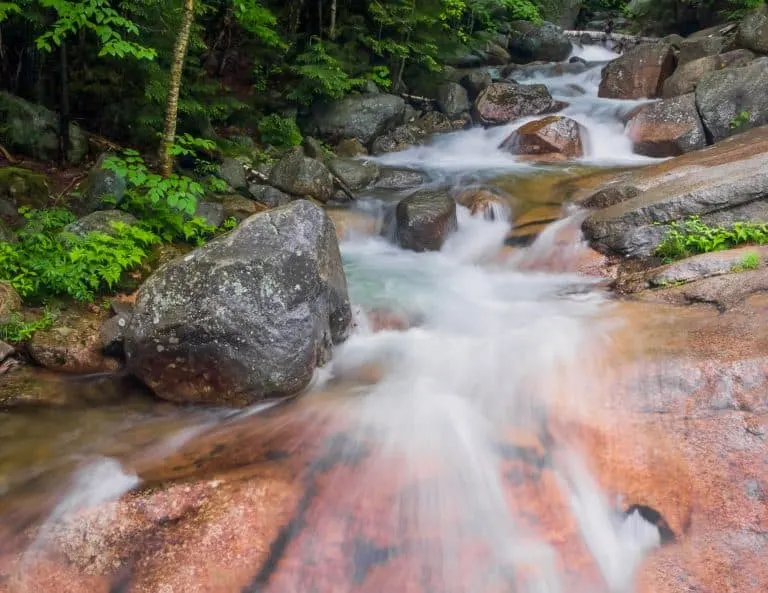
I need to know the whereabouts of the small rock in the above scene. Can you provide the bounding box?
[303,136,326,160]
[219,157,248,191]
[626,93,706,157]
[484,41,512,65]
[395,190,458,252]
[220,194,266,221]
[0,339,14,362]
[455,188,510,221]
[598,44,676,99]
[0,281,21,324]
[63,210,138,237]
[194,201,225,227]
[100,311,132,356]
[268,148,334,202]
[248,184,293,208]
[460,70,493,101]
[417,111,453,134]
[375,169,429,191]
[436,83,471,118]
[737,4,768,54]
[370,124,427,155]
[499,116,586,159]
[328,158,379,190]
[80,153,127,212]
[334,138,368,157]
[473,82,557,126]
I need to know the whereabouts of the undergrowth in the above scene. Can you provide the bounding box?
[0,308,56,343]
[656,217,768,262]
[732,252,761,271]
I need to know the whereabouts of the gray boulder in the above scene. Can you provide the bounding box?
[678,36,726,66]
[695,58,768,143]
[63,210,138,237]
[509,23,572,63]
[598,44,676,99]
[125,200,352,405]
[308,93,406,145]
[328,158,379,190]
[473,82,558,126]
[80,153,127,212]
[395,190,457,252]
[375,168,429,191]
[625,93,706,157]
[219,157,248,191]
[371,124,427,155]
[737,4,768,54]
[269,148,334,202]
[334,138,368,157]
[460,70,493,101]
[436,83,471,118]
[194,201,225,227]
[662,49,756,98]
[302,136,327,160]
[248,184,293,208]
[0,92,88,164]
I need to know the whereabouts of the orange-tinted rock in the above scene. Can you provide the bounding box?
[500,116,586,160]
[599,44,677,99]
[455,187,510,221]
[626,93,706,157]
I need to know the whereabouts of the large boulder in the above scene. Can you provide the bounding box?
[737,4,768,54]
[499,116,586,160]
[307,93,406,146]
[327,158,379,190]
[662,49,755,98]
[625,93,706,157]
[0,92,88,163]
[509,22,572,63]
[677,35,727,66]
[695,58,768,144]
[582,127,768,256]
[436,83,471,118]
[268,148,334,202]
[598,44,677,99]
[395,190,457,252]
[473,82,558,126]
[125,200,352,405]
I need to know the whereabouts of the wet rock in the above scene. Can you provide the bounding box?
[695,58,768,143]
[417,111,453,134]
[626,93,706,157]
[0,281,21,324]
[455,187,510,221]
[737,4,768,54]
[678,35,726,66]
[581,184,641,209]
[0,91,88,163]
[375,168,428,191]
[327,208,379,241]
[334,138,368,157]
[598,44,676,99]
[247,184,293,208]
[269,148,334,202]
[436,83,471,118]
[370,124,427,155]
[99,309,132,356]
[0,167,51,215]
[662,49,756,98]
[509,22,572,63]
[194,201,225,227]
[220,194,266,222]
[79,153,126,212]
[499,116,586,159]
[647,247,767,288]
[307,93,406,145]
[327,158,379,190]
[125,200,352,405]
[28,308,121,374]
[582,129,768,256]
[460,70,493,101]
[219,157,248,191]
[395,190,457,252]
[62,210,138,237]
[473,82,557,126]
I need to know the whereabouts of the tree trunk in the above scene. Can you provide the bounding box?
[159,0,195,178]
[329,0,337,39]
[58,40,69,165]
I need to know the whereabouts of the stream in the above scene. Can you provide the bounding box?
[1,43,676,593]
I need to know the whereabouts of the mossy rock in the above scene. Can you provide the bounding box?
[0,281,21,324]
[0,167,52,215]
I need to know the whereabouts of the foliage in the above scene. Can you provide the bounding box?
[732,252,761,271]
[729,110,751,130]
[0,207,160,301]
[656,216,768,261]
[258,113,303,148]
[0,308,55,343]
[286,40,366,104]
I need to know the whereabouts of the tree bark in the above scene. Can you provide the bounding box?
[159,0,195,178]
[329,0,337,39]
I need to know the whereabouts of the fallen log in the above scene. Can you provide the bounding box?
[563,30,659,52]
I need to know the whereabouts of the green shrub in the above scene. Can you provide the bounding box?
[732,252,761,271]
[257,114,303,148]
[0,309,55,343]
[656,216,768,262]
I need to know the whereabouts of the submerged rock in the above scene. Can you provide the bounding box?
[395,190,457,252]
[499,116,586,159]
[125,200,352,405]
[626,93,706,157]
[473,82,558,126]
[269,148,334,202]
[598,44,676,99]
[307,93,406,145]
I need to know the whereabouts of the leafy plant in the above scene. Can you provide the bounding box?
[656,216,768,261]
[286,40,366,105]
[0,308,56,343]
[732,252,761,271]
[258,113,303,148]
[729,110,751,130]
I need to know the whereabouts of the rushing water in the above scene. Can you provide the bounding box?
[1,42,668,593]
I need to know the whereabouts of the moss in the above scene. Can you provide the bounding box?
[0,167,52,210]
